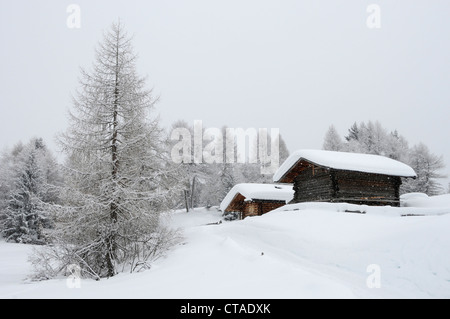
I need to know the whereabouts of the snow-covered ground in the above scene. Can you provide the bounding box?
[1,195,450,299]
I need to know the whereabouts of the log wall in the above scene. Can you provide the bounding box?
[242,200,287,219]
[332,170,401,206]
[291,162,402,207]
[292,164,334,203]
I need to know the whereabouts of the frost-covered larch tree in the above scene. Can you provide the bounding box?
[42,22,177,279]
[401,143,447,195]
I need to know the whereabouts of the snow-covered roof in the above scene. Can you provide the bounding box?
[273,149,417,183]
[220,183,294,212]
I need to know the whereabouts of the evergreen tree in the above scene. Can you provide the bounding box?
[0,142,25,216]
[345,122,360,142]
[3,147,43,243]
[1,138,57,244]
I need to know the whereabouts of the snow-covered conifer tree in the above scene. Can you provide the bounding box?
[402,143,446,195]
[323,125,344,151]
[1,138,57,244]
[41,21,178,279]
[345,122,360,142]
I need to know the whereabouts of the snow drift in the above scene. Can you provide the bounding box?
[1,198,449,299]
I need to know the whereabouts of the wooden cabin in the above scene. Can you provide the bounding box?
[220,183,294,219]
[273,150,416,207]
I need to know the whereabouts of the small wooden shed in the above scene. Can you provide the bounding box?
[220,183,294,219]
[273,149,416,207]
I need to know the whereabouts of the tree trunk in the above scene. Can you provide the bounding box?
[184,189,189,212]
[106,31,120,277]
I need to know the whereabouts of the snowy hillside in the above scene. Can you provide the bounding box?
[1,197,450,299]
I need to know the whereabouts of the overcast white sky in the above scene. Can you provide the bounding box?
[1,1,449,187]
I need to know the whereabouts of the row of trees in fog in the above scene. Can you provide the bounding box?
[323,121,447,195]
[168,120,290,211]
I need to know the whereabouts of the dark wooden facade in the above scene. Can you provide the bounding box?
[224,194,287,219]
[289,160,403,206]
[241,200,287,219]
